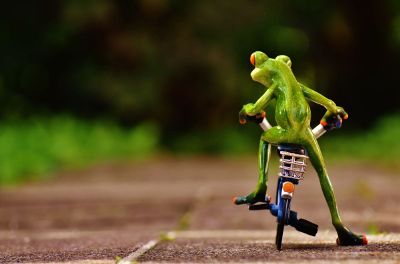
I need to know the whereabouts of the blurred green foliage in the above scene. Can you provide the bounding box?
[322,113,400,168]
[0,1,400,183]
[0,113,398,185]
[0,117,158,184]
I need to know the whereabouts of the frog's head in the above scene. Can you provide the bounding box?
[250,51,292,87]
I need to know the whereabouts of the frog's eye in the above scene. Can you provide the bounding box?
[250,51,268,66]
[250,53,256,66]
[276,55,292,68]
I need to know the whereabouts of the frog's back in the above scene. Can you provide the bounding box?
[274,65,311,131]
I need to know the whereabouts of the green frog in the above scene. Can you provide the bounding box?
[233,51,367,246]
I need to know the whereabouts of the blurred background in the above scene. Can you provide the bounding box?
[0,0,399,184]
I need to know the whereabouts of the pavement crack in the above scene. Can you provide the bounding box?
[117,239,159,264]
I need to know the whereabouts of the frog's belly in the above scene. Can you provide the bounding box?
[275,98,311,130]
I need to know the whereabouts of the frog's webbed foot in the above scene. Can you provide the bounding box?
[233,189,267,205]
[336,227,368,246]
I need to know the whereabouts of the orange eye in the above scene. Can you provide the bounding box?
[250,53,255,66]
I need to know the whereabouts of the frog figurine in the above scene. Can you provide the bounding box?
[233,51,367,246]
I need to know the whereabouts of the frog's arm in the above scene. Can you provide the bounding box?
[299,82,337,112]
[243,83,277,115]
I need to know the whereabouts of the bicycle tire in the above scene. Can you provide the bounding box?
[275,199,290,250]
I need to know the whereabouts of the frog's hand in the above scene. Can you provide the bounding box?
[239,111,266,125]
[320,108,348,128]
[335,106,348,119]
[320,113,346,132]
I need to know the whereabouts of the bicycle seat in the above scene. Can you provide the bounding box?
[277,144,306,155]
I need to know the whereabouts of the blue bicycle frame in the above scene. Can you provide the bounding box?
[249,144,318,249]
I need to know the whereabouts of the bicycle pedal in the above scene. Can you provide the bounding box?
[294,218,318,236]
[248,203,269,210]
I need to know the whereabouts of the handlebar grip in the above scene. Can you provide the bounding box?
[320,114,343,131]
[240,111,266,125]
[312,124,326,139]
[313,114,346,139]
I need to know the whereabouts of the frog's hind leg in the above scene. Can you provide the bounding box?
[234,139,271,205]
[260,126,289,145]
[234,127,287,205]
[302,129,367,246]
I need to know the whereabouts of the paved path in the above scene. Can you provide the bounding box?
[131,230,400,263]
[0,157,399,263]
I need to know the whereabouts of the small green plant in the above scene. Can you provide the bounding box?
[366,222,386,235]
[114,255,122,263]
[159,231,176,242]
[177,212,192,231]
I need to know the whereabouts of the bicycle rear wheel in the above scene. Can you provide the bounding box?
[275,199,290,250]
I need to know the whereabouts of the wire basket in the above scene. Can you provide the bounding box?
[279,151,308,180]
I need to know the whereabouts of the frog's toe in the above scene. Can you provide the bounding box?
[233,192,266,205]
[336,230,368,246]
[232,196,248,205]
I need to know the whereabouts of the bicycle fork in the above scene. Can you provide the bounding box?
[249,177,318,237]
[270,177,318,236]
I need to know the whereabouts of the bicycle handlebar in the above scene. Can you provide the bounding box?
[241,111,344,139]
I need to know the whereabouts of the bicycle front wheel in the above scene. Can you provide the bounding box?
[275,199,290,250]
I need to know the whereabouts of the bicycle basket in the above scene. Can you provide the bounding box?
[279,151,308,180]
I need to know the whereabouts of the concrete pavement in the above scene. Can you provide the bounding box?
[0,157,399,263]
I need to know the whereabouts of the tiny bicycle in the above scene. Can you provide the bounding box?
[238,113,343,250]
